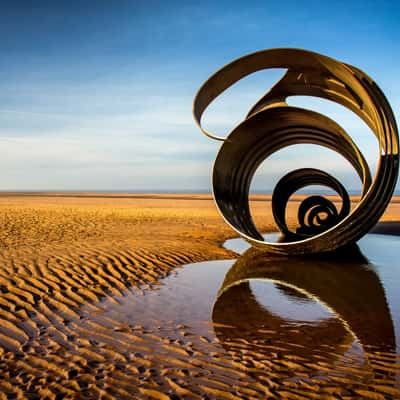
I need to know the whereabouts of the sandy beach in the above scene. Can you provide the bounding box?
[0,193,399,399]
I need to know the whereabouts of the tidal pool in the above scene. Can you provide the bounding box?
[84,232,400,394]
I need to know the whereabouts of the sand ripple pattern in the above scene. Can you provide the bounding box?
[0,243,399,399]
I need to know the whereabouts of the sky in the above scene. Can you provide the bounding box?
[1,0,399,192]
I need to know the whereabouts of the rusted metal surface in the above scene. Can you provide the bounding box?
[193,48,399,254]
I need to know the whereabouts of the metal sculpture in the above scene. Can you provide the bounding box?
[193,48,399,254]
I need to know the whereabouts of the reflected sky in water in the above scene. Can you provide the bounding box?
[89,232,400,389]
[223,233,399,351]
[250,280,332,323]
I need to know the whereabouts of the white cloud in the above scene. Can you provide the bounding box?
[0,68,395,191]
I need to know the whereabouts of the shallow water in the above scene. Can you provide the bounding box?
[89,259,234,338]
[227,233,400,345]
[94,234,400,347]
[86,233,400,394]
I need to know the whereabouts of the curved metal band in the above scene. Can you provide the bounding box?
[272,168,351,238]
[193,48,399,254]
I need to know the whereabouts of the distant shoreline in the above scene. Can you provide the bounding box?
[1,191,400,204]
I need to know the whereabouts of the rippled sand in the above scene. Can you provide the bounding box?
[0,193,399,399]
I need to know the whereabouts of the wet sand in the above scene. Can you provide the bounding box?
[0,193,399,399]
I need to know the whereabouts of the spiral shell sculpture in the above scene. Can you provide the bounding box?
[193,48,399,254]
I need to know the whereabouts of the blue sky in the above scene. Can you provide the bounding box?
[1,0,399,192]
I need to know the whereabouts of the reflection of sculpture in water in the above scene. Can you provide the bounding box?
[193,48,399,254]
[212,245,396,381]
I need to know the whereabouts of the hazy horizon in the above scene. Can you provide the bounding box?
[3,188,400,196]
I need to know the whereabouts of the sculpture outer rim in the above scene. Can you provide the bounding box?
[197,48,399,254]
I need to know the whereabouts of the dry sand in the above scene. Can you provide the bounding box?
[0,193,399,399]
